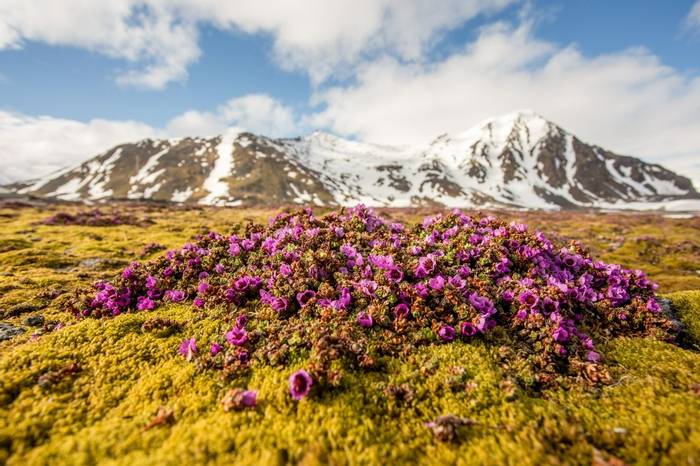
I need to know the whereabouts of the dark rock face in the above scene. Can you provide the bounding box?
[7,112,699,209]
[25,315,45,327]
[0,323,25,341]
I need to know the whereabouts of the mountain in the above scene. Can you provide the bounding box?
[8,111,700,210]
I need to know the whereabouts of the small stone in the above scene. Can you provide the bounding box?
[25,315,45,327]
[143,406,175,431]
[0,323,25,341]
[425,415,479,443]
[37,362,81,388]
[79,258,106,269]
[658,298,672,314]
[690,383,700,396]
[384,383,415,403]
[221,388,258,411]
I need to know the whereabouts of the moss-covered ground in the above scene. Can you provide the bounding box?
[1,203,699,465]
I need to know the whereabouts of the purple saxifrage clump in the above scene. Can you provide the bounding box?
[71,205,674,396]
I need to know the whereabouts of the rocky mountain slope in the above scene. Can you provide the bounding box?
[9,111,700,210]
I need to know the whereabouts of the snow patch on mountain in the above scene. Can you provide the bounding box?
[200,129,239,205]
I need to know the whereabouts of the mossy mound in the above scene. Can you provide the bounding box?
[1,294,700,465]
[1,205,700,464]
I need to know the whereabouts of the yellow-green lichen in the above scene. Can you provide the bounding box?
[0,295,699,465]
[1,206,700,465]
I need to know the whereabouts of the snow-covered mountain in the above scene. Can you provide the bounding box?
[8,111,700,210]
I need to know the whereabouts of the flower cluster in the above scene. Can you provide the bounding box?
[71,206,673,395]
[40,208,150,227]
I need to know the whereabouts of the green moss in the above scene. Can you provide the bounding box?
[0,294,698,465]
[0,238,33,253]
[1,206,700,464]
[667,290,700,345]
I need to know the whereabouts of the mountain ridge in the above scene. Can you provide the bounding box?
[8,111,700,211]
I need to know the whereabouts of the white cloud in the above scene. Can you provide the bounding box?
[0,93,297,183]
[0,111,158,184]
[188,0,517,82]
[310,20,700,188]
[686,1,700,31]
[0,0,515,88]
[165,94,297,137]
[0,1,200,89]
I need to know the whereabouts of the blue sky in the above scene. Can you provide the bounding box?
[0,0,699,184]
[0,27,310,126]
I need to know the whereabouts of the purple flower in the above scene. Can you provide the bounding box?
[552,327,569,342]
[194,297,205,308]
[289,369,313,400]
[271,297,288,312]
[228,242,241,256]
[240,390,257,407]
[518,290,539,308]
[607,286,629,307]
[165,290,185,303]
[646,298,661,313]
[368,254,391,269]
[438,325,455,341]
[340,244,357,258]
[587,351,601,363]
[502,290,515,302]
[393,303,410,319]
[460,322,477,336]
[198,281,209,294]
[415,256,436,278]
[137,296,155,311]
[237,351,250,363]
[476,317,495,333]
[356,311,373,328]
[234,276,251,292]
[145,275,157,289]
[469,293,494,315]
[494,260,510,275]
[515,309,528,320]
[448,275,466,289]
[179,337,197,361]
[236,315,248,328]
[414,283,429,298]
[332,288,352,310]
[357,279,378,297]
[279,263,292,277]
[385,267,404,283]
[457,265,471,278]
[428,275,445,291]
[210,342,222,355]
[296,289,316,307]
[542,297,559,314]
[214,263,226,274]
[226,327,248,346]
